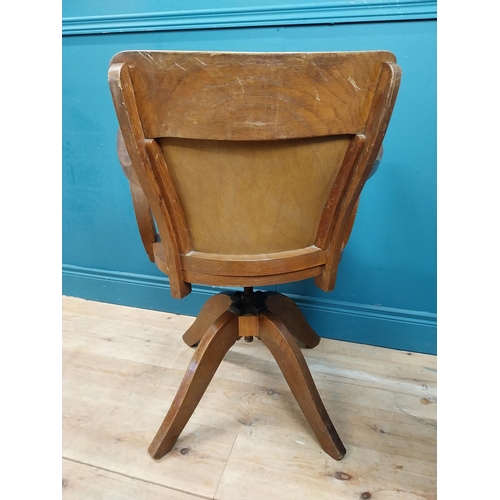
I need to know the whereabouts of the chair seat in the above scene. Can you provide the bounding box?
[153,243,326,286]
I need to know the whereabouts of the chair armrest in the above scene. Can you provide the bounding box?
[117,129,157,261]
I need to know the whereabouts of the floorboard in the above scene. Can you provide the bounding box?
[62,296,437,500]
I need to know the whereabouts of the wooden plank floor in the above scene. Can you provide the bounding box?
[62,296,437,500]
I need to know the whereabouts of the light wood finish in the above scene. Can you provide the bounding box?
[153,239,326,286]
[182,292,232,347]
[116,128,139,186]
[315,134,365,249]
[148,310,239,459]
[180,246,327,276]
[109,62,190,298]
[259,311,346,459]
[129,183,157,262]
[63,297,437,500]
[315,61,401,291]
[265,292,321,348]
[109,51,396,140]
[107,50,402,462]
[238,314,260,338]
[182,265,324,287]
[109,50,401,295]
[117,130,157,262]
[62,460,201,500]
[182,292,321,349]
[147,289,344,461]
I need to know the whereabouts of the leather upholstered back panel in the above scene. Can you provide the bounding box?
[159,136,350,254]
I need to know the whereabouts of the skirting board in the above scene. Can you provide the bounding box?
[62,0,437,36]
[62,264,436,355]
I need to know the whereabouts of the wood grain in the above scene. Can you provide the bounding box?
[62,460,201,500]
[63,297,437,500]
[109,50,401,293]
[148,310,239,459]
[117,130,157,262]
[145,139,191,254]
[63,297,436,500]
[180,246,326,276]
[216,436,435,500]
[182,266,324,287]
[109,51,396,141]
[315,134,365,249]
[182,293,232,347]
[105,48,407,492]
[315,61,402,291]
[129,182,157,262]
[259,311,345,460]
[108,62,190,298]
[265,293,321,348]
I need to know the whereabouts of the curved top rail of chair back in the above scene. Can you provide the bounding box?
[108,51,401,298]
[109,50,396,140]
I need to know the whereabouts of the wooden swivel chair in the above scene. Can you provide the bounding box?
[108,50,401,461]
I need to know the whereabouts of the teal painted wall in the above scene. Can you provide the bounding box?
[62,1,437,354]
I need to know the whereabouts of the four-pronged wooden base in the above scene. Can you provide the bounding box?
[149,289,346,461]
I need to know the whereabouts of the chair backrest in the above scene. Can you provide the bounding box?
[109,51,401,299]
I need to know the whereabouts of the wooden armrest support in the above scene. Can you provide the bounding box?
[368,144,384,180]
[117,129,157,262]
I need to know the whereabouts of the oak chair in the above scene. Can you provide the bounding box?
[108,50,401,461]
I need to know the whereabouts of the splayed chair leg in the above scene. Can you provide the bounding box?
[149,310,238,459]
[259,311,346,460]
[182,293,232,347]
[265,293,321,348]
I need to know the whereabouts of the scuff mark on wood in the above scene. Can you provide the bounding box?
[310,60,329,81]
[397,404,437,428]
[139,51,162,69]
[348,77,361,91]
[237,77,245,93]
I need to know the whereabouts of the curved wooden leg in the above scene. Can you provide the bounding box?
[149,310,238,459]
[259,311,346,460]
[182,293,232,347]
[265,293,321,348]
